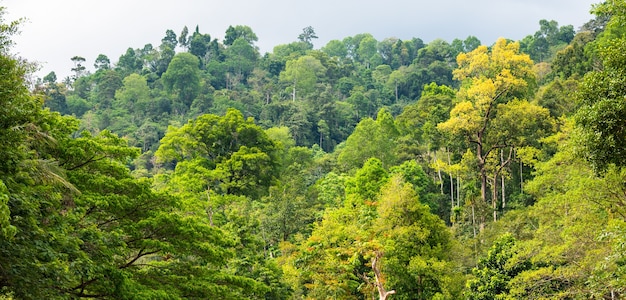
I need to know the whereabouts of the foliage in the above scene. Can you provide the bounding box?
[9,2,626,299]
[575,12,626,172]
[466,233,530,299]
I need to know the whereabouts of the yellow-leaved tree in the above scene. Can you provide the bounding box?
[438,38,554,223]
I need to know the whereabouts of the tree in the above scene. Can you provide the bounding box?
[93,69,122,110]
[224,25,258,46]
[116,47,143,76]
[179,25,189,49]
[466,234,530,299]
[279,55,326,101]
[70,55,87,80]
[285,163,457,299]
[188,29,212,62]
[520,19,576,62]
[338,108,400,171]
[357,34,379,68]
[438,38,551,221]
[298,26,318,49]
[575,0,626,173]
[0,6,33,240]
[322,39,348,58]
[224,37,259,87]
[155,108,280,199]
[161,52,201,113]
[161,29,177,49]
[503,126,618,299]
[114,73,151,123]
[93,53,110,71]
[374,175,456,300]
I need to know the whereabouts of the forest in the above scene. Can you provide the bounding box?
[0,0,625,299]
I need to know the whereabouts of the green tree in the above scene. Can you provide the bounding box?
[575,0,626,173]
[297,26,318,49]
[279,55,326,101]
[155,108,279,198]
[161,52,201,113]
[178,25,189,50]
[338,108,400,171]
[93,53,111,71]
[114,73,151,123]
[466,234,530,300]
[115,47,143,76]
[375,175,455,300]
[357,34,379,68]
[224,25,258,46]
[161,29,177,49]
[224,37,259,88]
[188,29,213,63]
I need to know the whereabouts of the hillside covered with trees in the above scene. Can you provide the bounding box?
[1,0,625,298]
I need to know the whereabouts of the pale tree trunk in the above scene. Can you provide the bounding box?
[519,150,524,194]
[372,252,395,300]
[501,176,506,210]
[491,147,514,222]
[501,149,506,210]
[477,145,487,206]
[457,175,461,207]
[319,132,323,148]
[292,79,296,102]
[491,174,498,222]
[448,151,454,210]
[205,187,214,227]
[472,201,477,238]
[394,80,398,103]
[434,152,444,194]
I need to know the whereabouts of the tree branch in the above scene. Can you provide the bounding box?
[64,155,108,171]
[119,248,161,270]
[372,251,395,300]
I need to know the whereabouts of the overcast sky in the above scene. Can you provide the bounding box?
[4,0,599,79]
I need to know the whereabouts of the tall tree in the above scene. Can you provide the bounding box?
[297,26,318,49]
[161,52,202,113]
[279,55,326,101]
[93,54,111,71]
[224,25,258,47]
[576,0,626,173]
[161,29,178,49]
[155,108,280,199]
[438,38,552,221]
[70,55,87,80]
[337,108,400,171]
[178,25,189,50]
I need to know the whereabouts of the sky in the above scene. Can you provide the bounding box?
[3,0,600,79]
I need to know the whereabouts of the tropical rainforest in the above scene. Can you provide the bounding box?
[1,0,625,299]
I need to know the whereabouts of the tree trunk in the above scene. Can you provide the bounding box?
[448,151,454,210]
[477,141,487,205]
[394,80,398,103]
[372,252,395,300]
[319,132,323,149]
[501,149,506,210]
[492,173,498,222]
[519,151,523,194]
[501,175,506,210]
[434,152,444,194]
[206,187,214,227]
[491,147,514,222]
[472,202,477,238]
[457,175,461,207]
